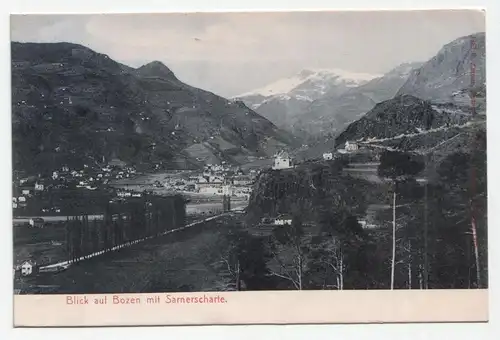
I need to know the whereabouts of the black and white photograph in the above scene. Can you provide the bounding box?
[11,10,487,297]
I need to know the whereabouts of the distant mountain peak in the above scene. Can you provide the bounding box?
[135,60,177,79]
[396,32,486,105]
[235,68,382,98]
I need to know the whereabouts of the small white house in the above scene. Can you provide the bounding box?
[52,171,59,180]
[34,182,44,191]
[21,260,35,276]
[272,151,293,170]
[12,202,18,209]
[323,152,333,160]
[21,189,30,196]
[345,141,359,152]
[18,196,26,202]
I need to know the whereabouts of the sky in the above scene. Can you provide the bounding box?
[10,10,485,97]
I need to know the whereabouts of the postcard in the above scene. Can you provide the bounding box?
[11,9,488,327]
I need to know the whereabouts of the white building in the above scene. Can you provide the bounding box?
[21,261,35,276]
[199,185,224,195]
[272,151,293,170]
[274,218,292,226]
[209,176,224,184]
[117,191,132,197]
[52,171,59,180]
[232,175,252,186]
[34,182,44,191]
[345,141,359,152]
[21,189,30,196]
[323,152,333,160]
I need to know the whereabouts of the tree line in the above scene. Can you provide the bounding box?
[65,194,186,263]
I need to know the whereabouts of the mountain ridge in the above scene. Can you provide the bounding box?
[334,32,486,156]
[11,41,297,175]
[397,32,486,107]
[234,68,381,99]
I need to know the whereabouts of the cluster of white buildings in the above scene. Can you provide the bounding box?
[322,141,360,160]
[13,163,139,212]
[13,177,46,210]
[116,190,143,198]
[162,163,254,198]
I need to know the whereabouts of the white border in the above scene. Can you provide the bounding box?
[1,0,498,339]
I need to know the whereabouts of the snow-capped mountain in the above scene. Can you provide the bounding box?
[234,68,381,130]
[288,61,424,145]
[237,69,378,100]
[237,68,381,99]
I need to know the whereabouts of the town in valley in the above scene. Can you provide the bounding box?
[12,12,487,293]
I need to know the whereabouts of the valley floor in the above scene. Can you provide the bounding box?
[15,214,243,294]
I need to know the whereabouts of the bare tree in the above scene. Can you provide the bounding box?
[315,238,345,290]
[212,245,241,291]
[268,219,309,290]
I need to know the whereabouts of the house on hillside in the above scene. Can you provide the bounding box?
[323,152,333,160]
[34,181,45,191]
[21,260,36,277]
[274,216,293,226]
[272,151,293,170]
[345,141,359,152]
